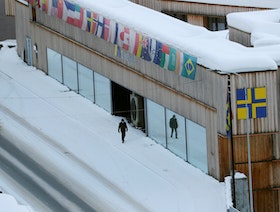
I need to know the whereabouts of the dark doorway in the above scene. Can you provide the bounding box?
[112,82,131,120]
[111,82,145,132]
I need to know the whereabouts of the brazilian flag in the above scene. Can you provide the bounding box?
[181,53,197,80]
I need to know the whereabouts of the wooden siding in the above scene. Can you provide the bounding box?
[5,0,15,16]
[219,133,280,211]
[187,14,204,26]
[234,134,273,163]
[253,189,279,212]
[229,71,279,135]
[228,27,252,47]
[130,0,266,17]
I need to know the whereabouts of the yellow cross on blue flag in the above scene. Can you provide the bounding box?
[181,53,197,80]
[236,87,267,120]
[226,92,232,138]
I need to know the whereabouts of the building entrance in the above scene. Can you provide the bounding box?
[111,82,145,132]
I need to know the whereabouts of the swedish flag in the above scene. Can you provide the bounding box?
[236,87,267,120]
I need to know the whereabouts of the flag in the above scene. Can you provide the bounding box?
[236,87,267,119]
[174,51,182,74]
[117,24,130,51]
[51,0,64,19]
[86,11,98,34]
[64,0,75,22]
[109,20,118,44]
[95,15,104,38]
[57,0,64,19]
[151,40,162,65]
[132,32,143,57]
[181,53,197,80]
[167,47,177,71]
[114,45,121,58]
[64,1,85,29]
[80,7,87,31]
[41,0,50,13]
[159,44,170,69]
[102,17,110,42]
[141,36,152,61]
[51,0,58,17]
[226,91,232,138]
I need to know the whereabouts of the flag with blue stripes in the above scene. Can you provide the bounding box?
[236,87,267,120]
[226,92,231,137]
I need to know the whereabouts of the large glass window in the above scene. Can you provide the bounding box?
[78,64,94,102]
[146,99,166,147]
[62,56,78,92]
[94,72,111,113]
[166,110,187,160]
[47,48,62,83]
[186,120,208,173]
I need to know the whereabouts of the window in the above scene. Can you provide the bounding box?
[47,48,62,83]
[78,64,94,102]
[166,110,187,160]
[94,72,112,113]
[186,120,208,173]
[146,99,166,147]
[146,99,208,172]
[62,56,78,91]
[207,17,227,31]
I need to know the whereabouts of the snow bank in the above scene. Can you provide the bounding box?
[0,192,32,212]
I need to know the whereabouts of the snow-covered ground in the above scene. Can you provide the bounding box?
[0,40,227,211]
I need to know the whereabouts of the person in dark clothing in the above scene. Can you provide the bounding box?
[169,115,178,139]
[118,119,128,143]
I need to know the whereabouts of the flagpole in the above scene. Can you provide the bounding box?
[226,72,254,212]
[227,74,236,207]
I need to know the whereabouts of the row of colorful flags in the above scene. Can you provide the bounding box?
[37,0,197,80]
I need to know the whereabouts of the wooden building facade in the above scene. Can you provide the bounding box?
[13,0,280,211]
[126,2,280,211]
[130,0,269,31]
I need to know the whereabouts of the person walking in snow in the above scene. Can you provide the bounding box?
[169,115,178,139]
[118,119,128,143]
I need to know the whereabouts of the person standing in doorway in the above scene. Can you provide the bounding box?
[169,115,178,139]
[118,119,128,143]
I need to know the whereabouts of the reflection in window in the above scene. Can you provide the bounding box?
[207,17,227,31]
[47,48,62,83]
[186,120,208,173]
[166,110,186,160]
[78,64,94,102]
[146,100,166,147]
[62,56,78,91]
[94,72,112,113]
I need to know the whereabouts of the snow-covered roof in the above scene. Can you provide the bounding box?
[42,0,280,73]
[227,8,280,66]
[227,9,280,46]
[177,0,280,9]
